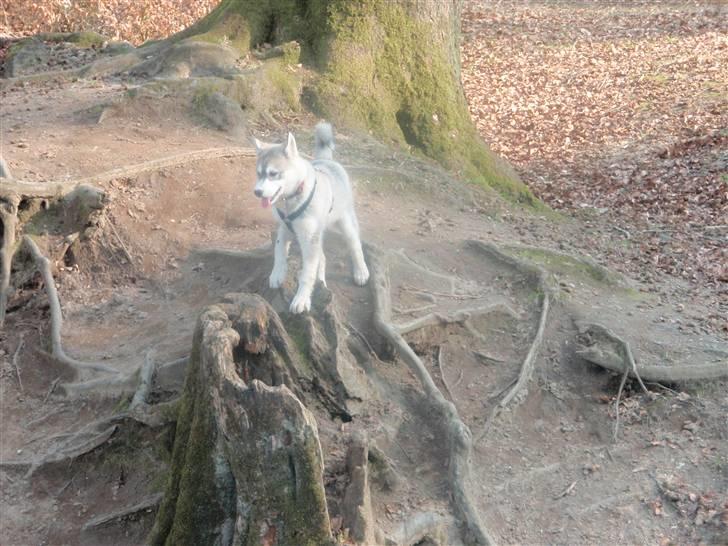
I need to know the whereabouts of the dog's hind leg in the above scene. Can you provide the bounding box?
[269,223,292,288]
[340,213,369,286]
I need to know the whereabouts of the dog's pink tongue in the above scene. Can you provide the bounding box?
[261,197,270,209]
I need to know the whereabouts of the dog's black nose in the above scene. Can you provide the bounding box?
[254,189,263,197]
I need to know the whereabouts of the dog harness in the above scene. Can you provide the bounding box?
[276,174,333,233]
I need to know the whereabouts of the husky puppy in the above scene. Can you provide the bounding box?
[253,123,369,313]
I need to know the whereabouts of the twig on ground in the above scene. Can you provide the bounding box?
[12,333,26,392]
[436,345,454,401]
[613,366,630,442]
[554,480,578,500]
[42,377,61,404]
[23,235,118,376]
[103,210,134,266]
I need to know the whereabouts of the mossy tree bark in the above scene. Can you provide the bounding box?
[168,0,536,204]
[150,295,335,546]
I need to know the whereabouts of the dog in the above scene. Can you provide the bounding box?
[253,123,369,313]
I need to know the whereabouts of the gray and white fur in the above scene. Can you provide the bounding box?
[253,122,369,313]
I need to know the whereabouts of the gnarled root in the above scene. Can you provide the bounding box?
[467,241,552,432]
[366,244,496,546]
[576,322,728,382]
[23,235,118,375]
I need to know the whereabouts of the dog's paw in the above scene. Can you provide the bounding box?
[353,265,369,286]
[269,268,287,289]
[289,293,311,314]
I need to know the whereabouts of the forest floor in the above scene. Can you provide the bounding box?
[0,1,726,545]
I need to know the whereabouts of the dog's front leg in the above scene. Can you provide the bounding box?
[269,223,291,288]
[290,223,322,314]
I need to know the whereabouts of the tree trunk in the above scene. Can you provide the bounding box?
[165,0,535,204]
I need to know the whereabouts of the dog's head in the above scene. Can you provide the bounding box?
[253,133,302,208]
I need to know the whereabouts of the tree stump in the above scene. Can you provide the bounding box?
[150,295,335,546]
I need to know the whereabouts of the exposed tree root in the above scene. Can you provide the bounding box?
[390,511,450,545]
[576,322,728,382]
[82,493,164,532]
[468,241,552,430]
[130,351,156,410]
[24,422,119,477]
[341,434,379,545]
[22,236,118,374]
[395,249,458,295]
[0,195,19,327]
[437,345,455,402]
[1,147,256,199]
[366,244,496,546]
[395,302,519,335]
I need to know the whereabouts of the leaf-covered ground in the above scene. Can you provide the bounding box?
[461,0,727,289]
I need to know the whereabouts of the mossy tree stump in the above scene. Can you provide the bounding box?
[150,294,335,546]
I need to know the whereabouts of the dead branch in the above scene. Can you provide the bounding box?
[366,244,496,546]
[576,322,728,382]
[82,493,163,532]
[23,235,118,375]
[102,210,134,265]
[395,302,518,335]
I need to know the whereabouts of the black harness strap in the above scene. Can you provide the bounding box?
[277,178,317,233]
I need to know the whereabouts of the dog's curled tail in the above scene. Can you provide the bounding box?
[314,122,335,160]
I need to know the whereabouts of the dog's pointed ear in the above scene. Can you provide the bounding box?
[253,137,265,152]
[285,132,298,157]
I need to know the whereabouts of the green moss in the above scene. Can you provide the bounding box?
[313,0,537,205]
[507,245,625,287]
[149,328,228,546]
[263,59,301,110]
[36,31,107,48]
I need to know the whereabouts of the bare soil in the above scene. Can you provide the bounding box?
[1,17,727,546]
